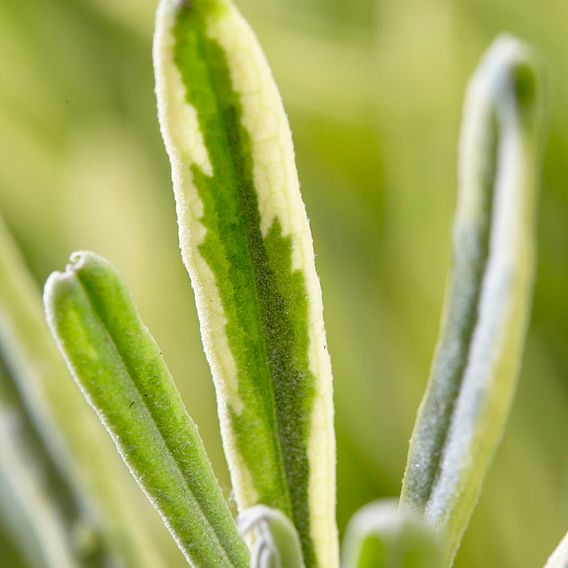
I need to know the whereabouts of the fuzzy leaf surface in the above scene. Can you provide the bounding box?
[44,251,249,568]
[154,1,337,565]
[400,35,545,564]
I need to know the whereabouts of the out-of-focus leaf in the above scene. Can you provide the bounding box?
[44,251,250,568]
[341,499,441,568]
[400,35,545,564]
[0,514,29,568]
[0,362,109,568]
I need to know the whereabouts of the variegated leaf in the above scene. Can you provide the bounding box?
[400,36,545,564]
[154,1,337,566]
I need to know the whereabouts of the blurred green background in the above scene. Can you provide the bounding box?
[0,0,566,566]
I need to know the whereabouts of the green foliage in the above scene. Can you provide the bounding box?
[238,505,305,568]
[154,0,337,564]
[0,358,108,568]
[0,216,172,568]
[171,5,317,554]
[0,218,105,568]
[0,0,564,567]
[400,35,545,563]
[44,251,249,568]
[342,500,441,568]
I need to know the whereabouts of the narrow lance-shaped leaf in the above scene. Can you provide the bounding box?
[0,215,167,568]
[154,1,337,566]
[341,500,441,568]
[400,35,545,564]
[544,531,568,568]
[44,251,249,568]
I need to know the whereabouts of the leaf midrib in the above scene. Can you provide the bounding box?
[189,17,295,515]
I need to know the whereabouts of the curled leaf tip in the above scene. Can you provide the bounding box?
[67,250,93,270]
[466,34,542,132]
[238,506,304,568]
[153,0,338,564]
[44,250,249,567]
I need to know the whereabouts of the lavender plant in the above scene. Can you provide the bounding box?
[0,0,563,567]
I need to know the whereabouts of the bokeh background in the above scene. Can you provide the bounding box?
[0,0,567,566]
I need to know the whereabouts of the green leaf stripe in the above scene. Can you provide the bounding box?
[154,1,337,566]
[400,36,544,563]
[44,252,249,568]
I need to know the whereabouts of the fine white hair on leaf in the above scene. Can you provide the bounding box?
[153,1,338,565]
[400,33,544,565]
